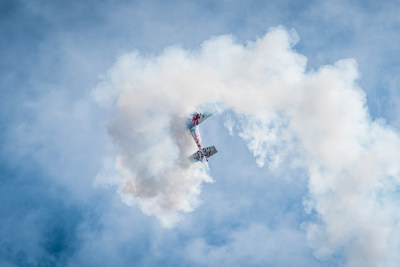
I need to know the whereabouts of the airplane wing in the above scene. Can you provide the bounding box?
[189,146,218,163]
[203,146,217,158]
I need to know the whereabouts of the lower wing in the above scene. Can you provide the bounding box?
[189,146,218,163]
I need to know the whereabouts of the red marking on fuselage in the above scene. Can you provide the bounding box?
[191,125,203,150]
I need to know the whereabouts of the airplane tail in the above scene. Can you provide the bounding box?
[189,146,218,163]
[188,112,212,128]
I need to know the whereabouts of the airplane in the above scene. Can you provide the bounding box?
[187,112,218,163]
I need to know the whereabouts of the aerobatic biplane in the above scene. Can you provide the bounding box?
[187,112,218,163]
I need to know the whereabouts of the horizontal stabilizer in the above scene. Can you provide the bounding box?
[190,113,212,127]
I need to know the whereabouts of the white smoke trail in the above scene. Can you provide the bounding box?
[94,27,400,265]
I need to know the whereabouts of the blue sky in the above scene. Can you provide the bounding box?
[2,0,400,266]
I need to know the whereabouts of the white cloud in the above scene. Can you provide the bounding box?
[184,223,316,266]
[96,26,400,265]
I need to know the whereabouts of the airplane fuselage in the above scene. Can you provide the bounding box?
[189,125,203,150]
[187,112,217,163]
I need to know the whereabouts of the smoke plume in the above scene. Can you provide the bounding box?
[94,27,400,265]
